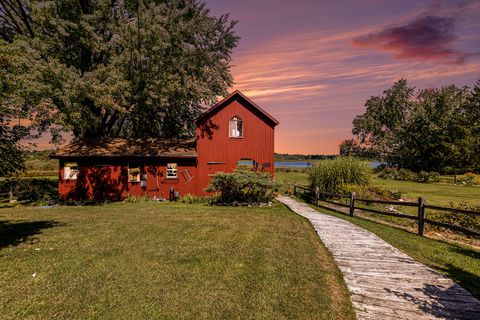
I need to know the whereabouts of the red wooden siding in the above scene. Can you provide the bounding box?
[55,91,277,200]
[195,94,276,195]
[58,158,197,201]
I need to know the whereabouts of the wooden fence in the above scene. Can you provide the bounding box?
[0,190,15,204]
[293,184,480,237]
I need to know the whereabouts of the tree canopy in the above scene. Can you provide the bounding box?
[341,79,480,173]
[0,0,239,176]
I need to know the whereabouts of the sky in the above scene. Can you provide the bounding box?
[206,0,480,154]
[32,0,480,154]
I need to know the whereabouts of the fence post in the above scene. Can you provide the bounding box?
[315,186,319,206]
[417,197,425,236]
[349,192,356,217]
[293,182,297,196]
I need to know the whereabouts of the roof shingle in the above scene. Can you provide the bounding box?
[50,138,197,158]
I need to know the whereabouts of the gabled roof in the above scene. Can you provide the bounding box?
[50,138,197,158]
[196,90,279,126]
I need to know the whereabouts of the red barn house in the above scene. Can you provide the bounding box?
[50,90,279,201]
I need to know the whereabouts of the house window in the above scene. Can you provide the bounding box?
[128,166,141,182]
[229,116,243,138]
[64,162,79,180]
[166,163,178,179]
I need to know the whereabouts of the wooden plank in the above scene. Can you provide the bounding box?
[424,219,480,237]
[354,206,418,220]
[425,204,480,217]
[277,195,480,320]
[355,198,418,207]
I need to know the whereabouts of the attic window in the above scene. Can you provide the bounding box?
[64,162,78,180]
[229,116,243,138]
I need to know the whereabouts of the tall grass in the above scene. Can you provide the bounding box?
[309,157,371,193]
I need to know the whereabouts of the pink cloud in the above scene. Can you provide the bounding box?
[353,15,473,64]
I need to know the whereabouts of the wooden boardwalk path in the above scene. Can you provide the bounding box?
[277,195,480,320]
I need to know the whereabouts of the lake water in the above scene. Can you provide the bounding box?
[274,161,382,168]
[275,161,312,168]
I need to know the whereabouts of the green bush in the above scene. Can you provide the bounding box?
[397,168,416,181]
[179,193,214,204]
[415,171,440,183]
[387,189,405,200]
[205,170,275,204]
[427,203,480,234]
[0,178,58,204]
[377,167,398,180]
[339,183,390,200]
[457,173,480,186]
[377,167,440,183]
[309,157,371,193]
[123,195,151,203]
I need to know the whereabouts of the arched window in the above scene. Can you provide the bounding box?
[229,116,243,138]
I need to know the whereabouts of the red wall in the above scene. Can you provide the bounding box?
[58,158,197,201]
[195,95,276,195]
[57,94,276,200]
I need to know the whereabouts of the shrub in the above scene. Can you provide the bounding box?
[377,167,398,180]
[457,173,480,186]
[205,170,275,204]
[0,178,58,204]
[123,195,151,203]
[309,157,371,193]
[377,167,440,183]
[179,193,214,204]
[397,168,416,181]
[427,203,480,234]
[339,183,391,200]
[415,171,440,183]
[427,172,440,183]
[387,189,405,200]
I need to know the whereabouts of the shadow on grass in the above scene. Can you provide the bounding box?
[451,246,480,259]
[385,283,480,318]
[438,263,480,302]
[0,220,63,249]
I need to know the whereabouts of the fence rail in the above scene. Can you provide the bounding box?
[293,183,480,237]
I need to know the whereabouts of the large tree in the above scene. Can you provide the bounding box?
[0,47,29,176]
[347,79,480,173]
[0,0,35,42]
[1,0,239,145]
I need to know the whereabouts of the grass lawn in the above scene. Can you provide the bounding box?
[0,202,354,320]
[275,170,309,186]
[372,177,480,206]
[276,171,480,207]
[308,205,480,300]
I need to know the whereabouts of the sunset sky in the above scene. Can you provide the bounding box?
[33,0,480,154]
[208,0,480,154]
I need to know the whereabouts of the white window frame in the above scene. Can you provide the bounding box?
[64,162,79,180]
[166,163,178,179]
[128,165,141,183]
[229,116,243,138]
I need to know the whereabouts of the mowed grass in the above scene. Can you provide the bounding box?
[275,170,309,186]
[310,205,480,300]
[276,171,480,207]
[0,202,354,320]
[372,177,480,206]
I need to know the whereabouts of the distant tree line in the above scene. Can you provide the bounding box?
[0,0,238,176]
[340,79,480,174]
[274,153,336,162]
